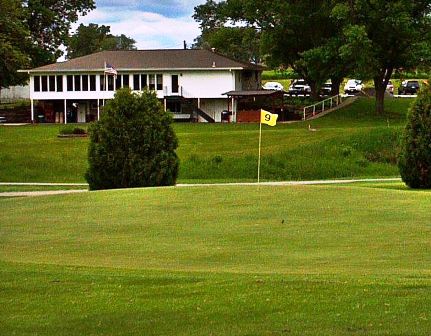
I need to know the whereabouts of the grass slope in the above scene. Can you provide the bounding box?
[0,98,413,183]
[1,184,430,335]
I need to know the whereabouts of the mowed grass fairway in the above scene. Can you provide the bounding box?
[1,183,430,335]
[0,98,413,183]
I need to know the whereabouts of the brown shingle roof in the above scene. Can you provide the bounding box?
[26,49,264,72]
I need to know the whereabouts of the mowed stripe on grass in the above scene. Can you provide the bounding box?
[1,184,431,335]
[1,184,430,275]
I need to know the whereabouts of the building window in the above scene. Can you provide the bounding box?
[156,74,163,90]
[141,74,147,89]
[116,75,122,89]
[34,76,40,92]
[107,76,114,91]
[67,75,73,91]
[56,75,63,92]
[123,74,129,88]
[74,75,81,91]
[49,76,55,91]
[149,74,155,90]
[133,74,140,90]
[41,76,48,92]
[100,75,105,91]
[82,75,88,91]
[90,75,96,91]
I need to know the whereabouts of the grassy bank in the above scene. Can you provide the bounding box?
[1,183,430,334]
[0,98,412,183]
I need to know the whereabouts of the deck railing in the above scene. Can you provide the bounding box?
[302,94,346,120]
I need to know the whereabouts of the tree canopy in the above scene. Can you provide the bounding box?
[194,0,431,111]
[66,23,137,59]
[0,0,30,89]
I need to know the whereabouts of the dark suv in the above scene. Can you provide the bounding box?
[398,80,420,95]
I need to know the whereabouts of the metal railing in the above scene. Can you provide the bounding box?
[302,94,346,120]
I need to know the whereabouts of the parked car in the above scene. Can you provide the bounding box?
[320,82,332,96]
[344,79,364,94]
[398,80,420,95]
[385,80,394,94]
[288,79,311,95]
[263,81,284,91]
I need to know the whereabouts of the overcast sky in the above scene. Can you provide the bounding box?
[73,0,206,50]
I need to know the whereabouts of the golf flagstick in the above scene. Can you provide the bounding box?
[258,109,278,183]
[258,118,262,183]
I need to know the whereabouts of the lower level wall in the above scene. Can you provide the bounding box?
[199,98,229,122]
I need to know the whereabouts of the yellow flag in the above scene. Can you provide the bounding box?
[260,109,278,126]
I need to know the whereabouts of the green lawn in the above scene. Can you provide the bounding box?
[0,97,413,183]
[1,183,430,335]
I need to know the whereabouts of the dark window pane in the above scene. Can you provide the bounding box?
[41,76,48,92]
[108,76,114,91]
[116,75,121,89]
[100,75,105,91]
[156,74,163,90]
[133,74,140,90]
[90,75,96,91]
[67,75,73,91]
[74,75,81,91]
[82,75,88,91]
[149,75,155,90]
[34,76,40,92]
[123,75,129,88]
[141,74,147,89]
[49,76,55,91]
[56,75,63,92]
[172,75,178,93]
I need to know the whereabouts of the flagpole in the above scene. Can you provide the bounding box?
[257,117,262,183]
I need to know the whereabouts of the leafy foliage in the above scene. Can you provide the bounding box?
[66,23,136,59]
[398,86,431,188]
[0,0,29,89]
[86,89,179,190]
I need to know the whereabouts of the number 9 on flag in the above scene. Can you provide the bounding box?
[260,109,278,126]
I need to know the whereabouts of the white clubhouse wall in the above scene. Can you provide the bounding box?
[29,70,241,101]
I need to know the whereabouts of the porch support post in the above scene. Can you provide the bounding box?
[64,99,67,124]
[30,99,34,123]
[97,99,100,121]
[197,98,201,109]
[231,97,235,122]
[164,98,167,111]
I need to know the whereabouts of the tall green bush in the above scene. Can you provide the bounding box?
[398,85,431,188]
[86,88,179,190]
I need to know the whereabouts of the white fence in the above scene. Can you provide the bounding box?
[302,94,346,120]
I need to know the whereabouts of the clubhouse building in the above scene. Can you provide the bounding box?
[22,49,264,123]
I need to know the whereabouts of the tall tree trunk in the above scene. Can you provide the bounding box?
[330,77,342,96]
[309,81,319,101]
[374,67,394,114]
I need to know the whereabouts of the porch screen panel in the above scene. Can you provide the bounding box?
[74,75,81,91]
[100,75,105,91]
[41,76,48,92]
[82,75,88,91]
[34,76,40,92]
[133,74,140,90]
[56,75,63,92]
[141,74,147,89]
[156,74,163,90]
[123,75,129,88]
[116,75,122,89]
[149,75,155,90]
[49,76,55,91]
[90,75,96,91]
[67,75,73,91]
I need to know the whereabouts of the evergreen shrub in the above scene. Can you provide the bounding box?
[398,85,431,188]
[85,88,179,190]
